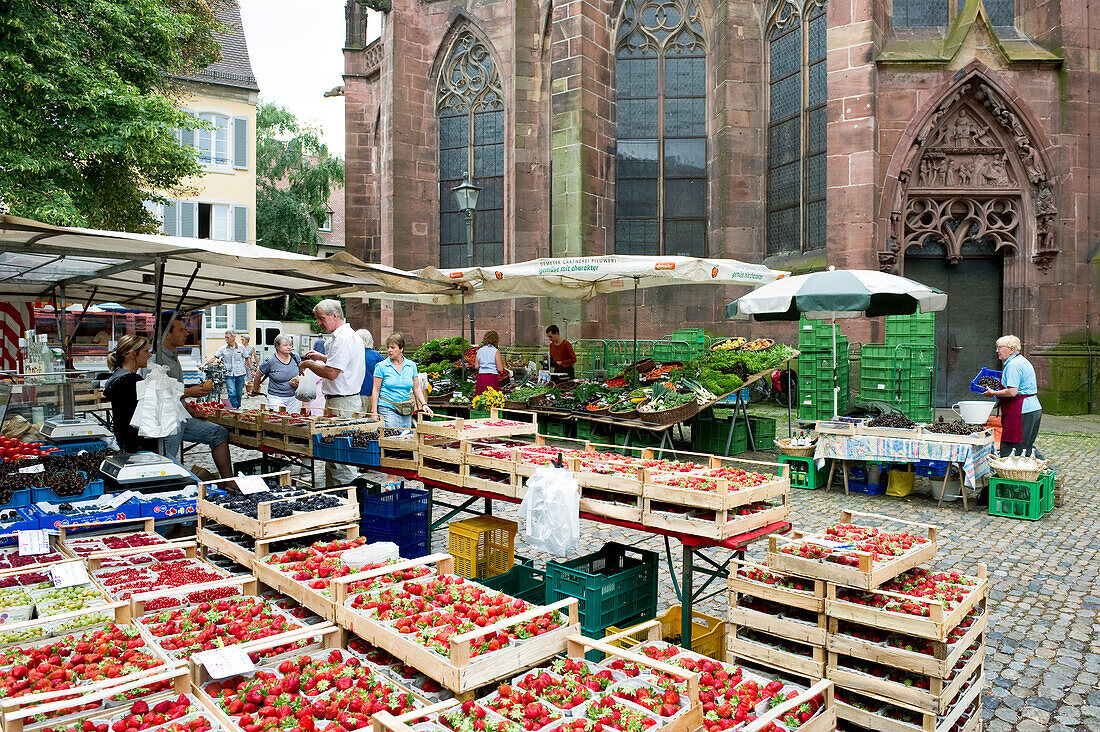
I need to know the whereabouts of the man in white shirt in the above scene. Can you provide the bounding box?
[300,299,366,486]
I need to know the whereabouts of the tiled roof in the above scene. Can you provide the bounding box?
[175,2,260,92]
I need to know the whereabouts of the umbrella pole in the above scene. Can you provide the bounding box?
[832,317,838,418]
[633,276,639,364]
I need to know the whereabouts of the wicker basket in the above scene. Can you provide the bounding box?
[503,399,530,411]
[579,405,611,417]
[989,457,1048,482]
[637,399,699,426]
[775,438,817,457]
[609,403,639,421]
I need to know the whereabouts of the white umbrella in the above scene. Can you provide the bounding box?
[728,268,947,417]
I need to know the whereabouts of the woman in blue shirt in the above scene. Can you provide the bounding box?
[358,329,387,414]
[369,333,433,428]
[983,334,1043,458]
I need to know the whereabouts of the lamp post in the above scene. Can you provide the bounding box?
[451,173,481,344]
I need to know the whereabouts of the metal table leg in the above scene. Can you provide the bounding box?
[682,544,693,649]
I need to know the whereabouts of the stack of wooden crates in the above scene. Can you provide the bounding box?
[727,511,988,732]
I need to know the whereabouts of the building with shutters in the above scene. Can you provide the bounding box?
[342,0,1100,413]
[158,2,259,359]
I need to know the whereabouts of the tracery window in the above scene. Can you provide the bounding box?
[614,0,707,257]
[766,0,826,255]
[891,0,1013,29]
[437,31,505,268]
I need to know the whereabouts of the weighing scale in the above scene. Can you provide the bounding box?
[99,451,197,492]
[40,415,112,442]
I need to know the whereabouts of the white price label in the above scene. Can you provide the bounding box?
[50,563,89,588]
[18,530,50,556]
[194,645,255,679]
[236,475,270,495]
[17,463,45,475]
[537,370,551,386]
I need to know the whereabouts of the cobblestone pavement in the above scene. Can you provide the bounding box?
[209,396,1100,731]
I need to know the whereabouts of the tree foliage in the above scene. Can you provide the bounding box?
[255,102,344,256]
[0,0,224,231]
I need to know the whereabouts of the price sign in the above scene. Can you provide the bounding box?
[17,463,45,475]
[537,370,551,386]
[50,562,89,588]
[236,475,270,495]
[194,645,255,679]
[18,530,50,556]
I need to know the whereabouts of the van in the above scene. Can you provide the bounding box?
[254,320,324,362]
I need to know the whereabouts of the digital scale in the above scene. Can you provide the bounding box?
[99,451,196,490]
[40,415,112,442]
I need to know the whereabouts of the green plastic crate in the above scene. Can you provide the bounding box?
[670,328,706,344]
[612,427,662,450]
[694,429,748,456]
[989,476,1048,520]
[480,557,547,604]
[546,542,659,637]
[576,420,612,444]
[747,416,776,450]
[885,313,935,344]
[779,455,829,490]
[539,419,570,438]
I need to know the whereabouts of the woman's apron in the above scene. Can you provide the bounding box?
[997,392,1033,445]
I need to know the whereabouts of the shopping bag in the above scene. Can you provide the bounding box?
[132,363,190,438]
[886,465,915,497]
[519,465,580,557]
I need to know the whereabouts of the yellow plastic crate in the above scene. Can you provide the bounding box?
[606,604,726,661]
[448,515,518,579]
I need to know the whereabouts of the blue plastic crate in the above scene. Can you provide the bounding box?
[915,459,949,478]
[0,508,43,544]
[362,510,429,558]
[362,487,429,520]
[47,440,110,456]
[1,489,32,511]
[970,367,1003,394]
[30,498,143,532]
[340,437,380,467]
[311,434,346,462]
[140,498,197,519]
[31,475,104,504]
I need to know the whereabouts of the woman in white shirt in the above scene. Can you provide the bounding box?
[474,331,507,395]
[203,330,248,408]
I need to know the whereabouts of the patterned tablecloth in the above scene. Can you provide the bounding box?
[814,433,995,488]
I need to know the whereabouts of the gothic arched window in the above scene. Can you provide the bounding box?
[437,31,505,268]
[614,0,708,257]
[766,0,826,254]
[892,0,1012,29]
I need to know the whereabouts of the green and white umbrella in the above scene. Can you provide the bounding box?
[727,268,947,417]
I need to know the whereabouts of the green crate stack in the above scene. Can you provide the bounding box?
[546,542,659,639]
[652,340,700,362]
[858,343,936,422]
[480,557,547,604]
[779,455,830,490]
[798,351,850,421]
[693,415,748,455]
[538,418,571,438]
[612,426,663,452]
[576,420,613,445]
[747,415,777,450]
[797,317,843,352]
[885,312,935,346]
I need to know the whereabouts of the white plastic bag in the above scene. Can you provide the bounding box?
[132,363,190,438]
[295,379,318,403]
[519,466,580,557]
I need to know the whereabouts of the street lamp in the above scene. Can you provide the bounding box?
[451,173,481,343]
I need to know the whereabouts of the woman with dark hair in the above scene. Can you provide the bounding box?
[475,331,508,395]
[369,333,433,428]
[103,335,158,453]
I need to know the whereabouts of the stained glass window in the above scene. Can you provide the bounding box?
[766,0,827,255]
[436,32,505,268]
[984,0,1014,26]
[892,0,948,28]
[615,0,707,256]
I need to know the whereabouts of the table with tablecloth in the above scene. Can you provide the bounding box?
[814,433,995,489]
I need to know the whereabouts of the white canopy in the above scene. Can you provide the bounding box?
[353,255,788,305]
[0,215,461,312]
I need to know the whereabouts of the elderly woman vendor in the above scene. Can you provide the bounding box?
[984,334,1043,458]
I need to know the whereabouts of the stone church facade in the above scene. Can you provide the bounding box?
[343,0,1100,413]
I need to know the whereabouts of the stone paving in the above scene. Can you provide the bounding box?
[208,397,1100,731]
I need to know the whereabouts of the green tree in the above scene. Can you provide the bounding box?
[255,103,344,255]
[0,0,223,231]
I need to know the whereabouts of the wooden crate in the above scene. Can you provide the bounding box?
[463,464,519,498]
[814,419,865,435]
[727,623,827,679]
[334,557,580,694]
[418,455,466,488]
[856,425,922,439]
[0,596,129,643]
[128,574,259,622]
[381,445,419,471]
[915,427,995,446]
[418,434,466,464]
[251,556,338,622]
[728,591,827,647]
[0,532,72,568]
[728,558,827,613]
[767,510,940,590]
[57,520,160,552]
[197,472,359,539]
[825,566,988,641]
[827,643,984,715]
[571,456,646,495]
[331,553,454,607]
[643,466,789,511]
[0,664,191,732]
[579,487,644,523]
[463,440,522,472]
[190,621,344,688]
[259,430,312,455]
[833,676,984,732]
[644,492,789,541]
[83,540,198,571]
[827,614,988,678]
[415,409,538,441]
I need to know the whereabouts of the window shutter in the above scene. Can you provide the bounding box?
[233,116,249,169]
[178,201,196,238]
[232,303,248,331]
[162,201,178,236]
[232,205,248,242]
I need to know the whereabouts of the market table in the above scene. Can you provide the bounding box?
[381,465,789,649]
[813,432,995,510]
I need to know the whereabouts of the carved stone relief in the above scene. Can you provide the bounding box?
[903,197,1020,265]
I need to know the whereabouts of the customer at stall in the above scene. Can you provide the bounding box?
[475,330,508,395]
[299,299,366,486]
[103,335,158,453]
[251,334,301,413]
[357,329,386,414]
[239,333,258,381]
[203,330,248,408]
[370,332,433,428]
[545,324,577,381]
[157,313,233,477]
[984,335,1044,458]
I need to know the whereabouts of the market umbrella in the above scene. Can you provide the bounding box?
[726,268,947,417]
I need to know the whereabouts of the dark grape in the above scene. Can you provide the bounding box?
[866,413,917,429]
[976,376,1002,390]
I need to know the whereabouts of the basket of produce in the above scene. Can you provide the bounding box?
[640,362,683,382]
[626,358,656,375]
[608,399,639,421]
[741,338,775,351]
[710,337,746,351]
[503,398,530,410]
[505,384,553,410]
[989,453,1048,481]
[774,437,817,457]
[556,379,583,393]
[637,384,699,425]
